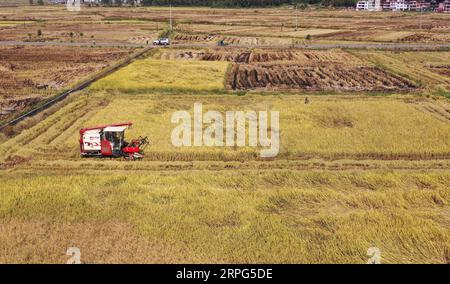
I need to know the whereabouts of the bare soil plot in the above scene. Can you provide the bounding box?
[176,22,342,40]
[1,170,449,264]
[199,50,302,63]
[250,49,367,65]
[227,63,415,92]
[0,45,133,120]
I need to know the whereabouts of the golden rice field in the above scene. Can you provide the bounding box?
[0,170,449,264]
[2,91,449,162]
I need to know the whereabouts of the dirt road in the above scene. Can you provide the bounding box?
[0,40,449,50]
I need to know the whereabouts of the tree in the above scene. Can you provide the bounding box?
[37,29,42,37]
[37,0,44,5]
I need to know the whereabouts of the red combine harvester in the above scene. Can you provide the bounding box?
[79,122,149,160]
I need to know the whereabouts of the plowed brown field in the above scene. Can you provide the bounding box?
[154,49,416,92]
[0,45,133,120]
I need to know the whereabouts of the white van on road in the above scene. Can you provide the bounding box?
[153,38,170,46]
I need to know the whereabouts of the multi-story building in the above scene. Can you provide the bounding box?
[409,0,419,9]
[382,0,392,10]
[443,0,450,12]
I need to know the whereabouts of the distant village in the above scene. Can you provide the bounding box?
[356,0,450,12]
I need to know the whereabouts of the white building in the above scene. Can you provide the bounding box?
[391,0,410,10]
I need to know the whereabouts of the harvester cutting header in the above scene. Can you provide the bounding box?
[79,122,149,160]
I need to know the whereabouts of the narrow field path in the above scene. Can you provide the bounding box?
[1,40,449,50]
[3,159,450,172]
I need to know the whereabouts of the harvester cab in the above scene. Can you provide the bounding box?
[79,122,149,160]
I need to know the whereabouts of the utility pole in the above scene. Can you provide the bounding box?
[295,4,298,31]
[170,3,173,32]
